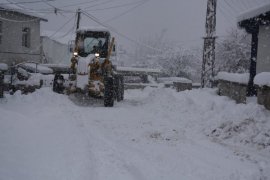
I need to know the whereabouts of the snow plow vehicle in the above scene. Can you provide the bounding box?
[54,28,124,107]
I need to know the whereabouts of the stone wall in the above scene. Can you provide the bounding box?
[173,82,192,92]
[218,80,247,104]
[257,85,270,110]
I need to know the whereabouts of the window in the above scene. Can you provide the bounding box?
[22,27,30,48]
[0,21,2,44]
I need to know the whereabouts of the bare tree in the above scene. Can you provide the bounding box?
[215,28,251,73]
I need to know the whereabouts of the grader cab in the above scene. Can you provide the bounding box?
[54,28,124,107]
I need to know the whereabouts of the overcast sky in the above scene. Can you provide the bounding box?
[3,0,270,51]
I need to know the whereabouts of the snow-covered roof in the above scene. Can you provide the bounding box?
[216,72,249,85]
[0,1,47,21]
[254,72,270,87]
[238,2,270,22]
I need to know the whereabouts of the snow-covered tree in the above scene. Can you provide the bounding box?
[215,28,251,73]
[134,33,202,82]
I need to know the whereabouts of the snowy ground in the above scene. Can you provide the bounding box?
[0,87,270,180]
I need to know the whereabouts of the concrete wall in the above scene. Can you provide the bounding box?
[173,82,192,92]
[41,36,71,64]
[218,80,247,104]
[257,25,270,74]
[257,85,270,110]
[0,11,42,65]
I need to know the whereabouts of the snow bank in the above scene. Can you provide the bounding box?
[0,87,269,179]
[19,63,53,74]
[254,72,270,87]
[0,63,8,71]
[217,72,249,84]
[238,2,270,22]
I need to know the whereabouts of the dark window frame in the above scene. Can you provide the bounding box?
[0,21,2,44]
[22,27,31,48]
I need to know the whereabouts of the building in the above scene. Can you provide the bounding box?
[238,3,270,95]
[0,3,47,66]
[40,31,74,65]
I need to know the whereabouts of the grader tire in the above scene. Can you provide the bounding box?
[104,77,114,107]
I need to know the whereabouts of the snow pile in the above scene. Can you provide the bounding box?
[254,72,270,87]
[0,87,270,179]
[19,63,53,74]
[210,117,270,151]
[238,2,270,22]
[0,63,8,71]
[216,72,249,84]
[13,73,42,86]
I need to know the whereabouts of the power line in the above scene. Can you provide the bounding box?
[32,0,98,12]
[81,11,164,53]
[223,0,238,13]
[85,0,145,11]
[83,0,114,10]
[217,8,234,26]
[105,0,149,22]
[48,14,76,38]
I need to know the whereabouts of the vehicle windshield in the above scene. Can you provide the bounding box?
[83,37,106,54]
[77,31,110,58]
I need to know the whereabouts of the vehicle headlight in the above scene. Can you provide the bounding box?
[73,52,78,56]
[95,53,100,57]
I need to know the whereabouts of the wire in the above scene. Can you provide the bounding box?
[105,0,148,22]
[49,14,76,38]
[223,0,238,14]
[83,0,114,10]
[85,0,145,11]
[58,0,98,8]
[82,11,164,53]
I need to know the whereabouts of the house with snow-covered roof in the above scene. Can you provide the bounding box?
[238,3,270,96]
[0,2,47,66]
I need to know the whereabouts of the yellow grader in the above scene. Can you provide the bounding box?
[54,28,124,107]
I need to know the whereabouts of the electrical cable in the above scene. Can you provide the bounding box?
[83,0,114,10]
[104,0,149,22]
[85,0,145,11]
[82,11,164,53]
[48,14,75,38]
[223,0,238,13]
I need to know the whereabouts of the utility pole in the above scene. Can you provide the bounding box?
[201,0,217,88]
[76,8,81,30]
[74,8,81,54]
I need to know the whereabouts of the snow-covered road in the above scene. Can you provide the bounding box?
[0,87,269,180]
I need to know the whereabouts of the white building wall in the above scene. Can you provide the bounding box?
[257,25,270,74]
[0,11,42,65]
[41,36,71,65]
